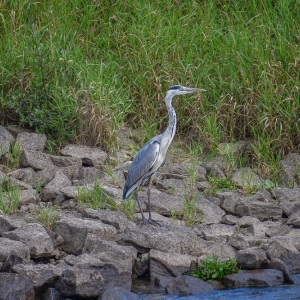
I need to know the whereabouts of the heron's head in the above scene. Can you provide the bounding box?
[166,85,206,97]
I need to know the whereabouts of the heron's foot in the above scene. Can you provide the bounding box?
[142,218,161,226]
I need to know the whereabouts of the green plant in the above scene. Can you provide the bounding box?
[6,141,21,170]
[35,203,59,229]
[191,256,239,282]
[77,180,117,211]
[204,176,237,196]
[0,181,21,214]
[118,198,136,221]
[183,197,201,227]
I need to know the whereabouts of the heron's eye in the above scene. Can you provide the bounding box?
[179,87,183,91]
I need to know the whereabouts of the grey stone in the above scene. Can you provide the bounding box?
[156,178,186,196]
[229,234,250,250]
[19,188,37,206]
[201,224,235,241]
[236,247,269,269]
[20,150,53,170]
[287,211,300,227]
[278,153,300,186]
[61,144,107,167]
[0,214,27,235]
[100,286,138,300]
[120,224,207,256]
[200,242,237,261]
[39,172,72,201]
[273,187,300,216]
[7,168,35,186]
[223,269,284,288]
[231,167,262,189]
[195,196,226,225]
[55,254,131,298]
[82,208,136,231]
[12,263,63,294]
[222,214,239,225]
[0,273,35,300]
[166,163,207,181]
[236,216,268,237]
[267,240,300,275]
[219,191,244,215]
[0,237,30,264]
[0,126,15,157]
[149,249,196,282]
[2,223,54,259]
[78,166,103,184]
[83,234,137,273]
[16,132,47,151]
[236,200,282,221]
[54,216,117,255]
[166,275,213,295]
[44,288,61,300]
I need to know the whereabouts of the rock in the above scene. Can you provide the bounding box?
[229,234,250,250]
[39,172,72,201]
[236,247,269,269]
[236,216,268,237]
[287,210,300,227]
[0,237,30,268]
[223,269,284,288]
[120,224,207,256]
[2,223,54,259]
[60,185,79,199]
[200,242,236,260]
[166,163,207,181]
[139,189,184,216]
[219,191,244,215]
[82,208,136,231]
[0,273,35,300]
[133,212,186,227]
[278,153,300,186]
[132,253,149,278]
[222,214,239,225]
[78,166,103,184]
[236,200,282,221]
[100,286,139,300]
[273,187,300,216]
[12,263,62,294]
[16,132,47,151]
[156,178,186,196]
[0,214,27,235]
[149,249,196,282]
[54,216,117,255]
[165,275,214,295]
[0,126,15,157]
[231,167,262,189]
[61,144,107,167]
[44,287,61,300]
[267,240,300,275]
[49,154,81,168]
[201,224,235,241]
[20,150,53,170]
[19,188,37,206]
[195,196,226,225]
[83,234,137,273]
[7,168,35,186]
[56,254,131,298]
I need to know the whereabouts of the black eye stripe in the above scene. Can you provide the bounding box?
[169,85,181,90]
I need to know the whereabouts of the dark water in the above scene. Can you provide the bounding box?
[138,284,300,300]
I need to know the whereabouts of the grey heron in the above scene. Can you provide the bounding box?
[122,85,206,225]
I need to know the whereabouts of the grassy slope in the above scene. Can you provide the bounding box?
[0,0,299,179]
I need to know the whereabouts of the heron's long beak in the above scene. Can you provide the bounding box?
[183,87,207,93]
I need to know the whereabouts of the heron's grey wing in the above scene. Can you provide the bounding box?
[123,140,160,199]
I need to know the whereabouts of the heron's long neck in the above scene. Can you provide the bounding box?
[163,95,176,150]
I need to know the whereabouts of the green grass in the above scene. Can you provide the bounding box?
[0,0,299,177]
[191,256,239,282]
[35,203,59,229]
[0,180,21,214]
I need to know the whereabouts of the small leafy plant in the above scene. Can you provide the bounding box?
[191,256,239,282]
[204,176,237,196]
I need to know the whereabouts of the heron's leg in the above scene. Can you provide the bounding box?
[147,177,153,220]
[147,177,161,226]
[135,190,147,224]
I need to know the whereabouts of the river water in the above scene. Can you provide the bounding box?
[138,284,300,299]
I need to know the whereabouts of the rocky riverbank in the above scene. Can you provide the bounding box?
[0,125,300,300]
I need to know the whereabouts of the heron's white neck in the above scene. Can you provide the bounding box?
[162,94,177,151]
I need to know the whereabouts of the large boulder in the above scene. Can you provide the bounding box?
[236,247,269,269]
[149,249,196,283]
[165,275,214,295]
[0,214,27,235]
[201,224,236,241]
[223,269,284,288]
[55,253,131,298]
[0,273,35,300]
[54,216,117,255]
[100,286,138,300]
[120,224,207,256]
[278,153,300,186]
[2,223,54,259]
[16,132,47,152]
